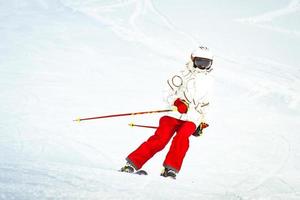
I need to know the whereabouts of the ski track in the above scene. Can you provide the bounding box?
[236,0,300,37]
[67,138,117,167]
[235,133,292,194]
[218,54,300,109]
[237,0,300,23]
[67,0,197,61]
[209,129,294,199]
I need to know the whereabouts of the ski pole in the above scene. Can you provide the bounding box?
[73,109,173,122]
[128,123,158,129]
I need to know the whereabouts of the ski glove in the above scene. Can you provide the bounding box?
[173,98,189,114]
[192,122,209,137]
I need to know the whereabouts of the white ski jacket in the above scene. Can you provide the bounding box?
[165,61,214,125]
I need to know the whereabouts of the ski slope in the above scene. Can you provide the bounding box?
[0,0,299,199]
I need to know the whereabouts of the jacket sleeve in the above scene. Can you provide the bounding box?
[164,70,186,106]
[189,74,214,122]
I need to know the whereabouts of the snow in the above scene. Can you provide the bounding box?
[0,0,300,199]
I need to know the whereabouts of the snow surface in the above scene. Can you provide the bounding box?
[0,0,300,199]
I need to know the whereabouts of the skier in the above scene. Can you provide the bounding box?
[120,46,214,179]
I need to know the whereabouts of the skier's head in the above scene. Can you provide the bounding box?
[191,46,213,72]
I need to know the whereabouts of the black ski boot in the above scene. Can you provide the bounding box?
[119,162,135,173]
[160,167,177,179]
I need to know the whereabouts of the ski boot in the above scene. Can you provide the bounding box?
[160,167,177,179]
[119,162,135,173]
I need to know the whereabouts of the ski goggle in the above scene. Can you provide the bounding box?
[194,57,212,70]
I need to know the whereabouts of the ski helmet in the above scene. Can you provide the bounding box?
[191,46,213,60]
[191,46,213,70]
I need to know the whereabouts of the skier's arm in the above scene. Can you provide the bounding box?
[194,97,210,122]
[190,100,210,137]
[191,76,213,136]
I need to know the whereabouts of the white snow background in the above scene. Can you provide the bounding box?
[0,0,300,199]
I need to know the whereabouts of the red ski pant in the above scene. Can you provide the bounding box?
[127,116,196,172]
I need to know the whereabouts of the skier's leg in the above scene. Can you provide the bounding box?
[163,121,196,172]
[126,116,180,170]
